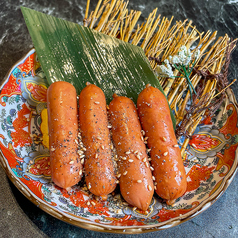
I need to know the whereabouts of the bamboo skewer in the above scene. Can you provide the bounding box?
[84,0,237,157]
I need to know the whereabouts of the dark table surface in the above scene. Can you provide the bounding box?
[0,0,238,237]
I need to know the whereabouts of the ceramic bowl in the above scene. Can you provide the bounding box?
[0,49,237,233]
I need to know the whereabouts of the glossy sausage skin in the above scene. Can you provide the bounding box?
[137,85,187,205]
[47,81,82,189]
[109,95,154,210]
[79,84,116,200]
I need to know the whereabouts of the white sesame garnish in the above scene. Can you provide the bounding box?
[108,125,112,129]
[128,159,134,163]
[116,180,120,184]
[69,160,74,164]
[137,180,142,183]
[134,150,138,154]
[117,174,121,178]
[162,137,167,142]
[154,186,157,190]
[150,166,154,171]
[79,154,85,158]
[81,158,84,164]
[144,137,148,141]
[97,136,102,140]
[154,182,157,185]
[87,201,90,206]
[148,185,152,191]
[136,155,141,160]
[163,152,168,156]
[95,153,98,159]
[141,130,145,136]
[145,162,149,168]
[141,136,144,141]
[123,171,128,175]
[75,139,79,144]
[77,150,84,155]
[79,170,83,175]
[110,144,114,150]
[147,148,151,153]
[94,101,100,104]
[91,201,96,206]
[88,183,91,189]
[101,145,104,149]
[152,176,155,181]
[121,157,127,160]
[173,144,179,148]
[143,158,147,162]
[125,151,131,155]
[148,158,152,161]
[50,147,55,151]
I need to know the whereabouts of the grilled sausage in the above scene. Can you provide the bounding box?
[47,81,82,189]
[137,85,187,205]
[109,94,154,210]
[79,83,116,200]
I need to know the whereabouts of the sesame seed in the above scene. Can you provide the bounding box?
[79,154,85,158]
[123,171,128,175]
[91,201,96,206]
[163,152,168,156]
[95,153,98,159]
[162,137,167,142]
[110,144,114,150]
[173,144,179,148]
[79,170,83,175]
[121,157,127,160]
[117,174,121,178]
[69,160,74,164]
[97,136,102,140]
[134,150,138,154]
[137,180,142,183]
[88,183,91,189]
[82,147,86,151]
[108,125,112,129]
[75,139,79,144]
[94,101,100,104]
[101,145,104,149]
[87,201,90,206]
[141,136,144,141]
[141,130,145,136]
[136,155,141,160]
[147,148,151,153]
[154,186,157,190]
[152,176,155,181]
[148,185,152,191]
[143,158,147,162]
[154,182,157,185]
[50,147,55,151]
[145,162,149,168]
[128,159,134,162]
[81,158,84,164]
[150,166,154,171]
[116,180,120,184]
[144,137,148,141]
[125,151,131,155]
[106,105,109,110]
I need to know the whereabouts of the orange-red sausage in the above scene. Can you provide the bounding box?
[79,84,116,200]
[47,81,82,189]
[137,85,187,205]
[109,95,154,210]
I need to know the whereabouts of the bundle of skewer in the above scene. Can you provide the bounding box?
[83,0,237,156]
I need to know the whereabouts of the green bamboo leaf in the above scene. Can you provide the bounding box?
[21,7,176,128]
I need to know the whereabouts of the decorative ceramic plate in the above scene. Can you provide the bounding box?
[0,49,238,234]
